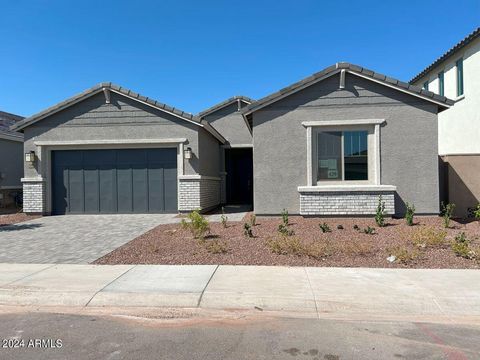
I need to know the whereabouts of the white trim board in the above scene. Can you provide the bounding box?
[34,138,187,146]
[298,185,397,192]
[302,119,385,127]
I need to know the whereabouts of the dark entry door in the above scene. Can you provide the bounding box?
[52,148,177,214]
[225,148,253,204]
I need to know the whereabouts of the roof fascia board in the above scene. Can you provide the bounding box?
[198,98,252,118]
[242,69,342,116]
[348,71,451,108]
[200,120,227,144]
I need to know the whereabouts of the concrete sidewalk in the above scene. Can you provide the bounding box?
[1,263,479,320]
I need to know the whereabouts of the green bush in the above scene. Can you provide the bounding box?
[441,202,456,228]
[319,222,331,233]
[181,210,210,239]
[281,208,289,226]
[363,226,375,235]
[244,222,253,238]
[220,207,228,228]
[375,196,386,227]
[278,223,294,236]
[474,204,480,220]
[405,202,415,226]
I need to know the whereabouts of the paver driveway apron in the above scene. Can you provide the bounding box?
[0,214,180,264]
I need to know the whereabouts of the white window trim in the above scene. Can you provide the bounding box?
[302,119,385,187]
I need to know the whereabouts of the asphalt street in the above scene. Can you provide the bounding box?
[0,311,479,360]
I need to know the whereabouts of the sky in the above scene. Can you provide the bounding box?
[1,0,479,117]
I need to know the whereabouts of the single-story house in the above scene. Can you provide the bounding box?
[0,111,24,207]
[11,62,454,216]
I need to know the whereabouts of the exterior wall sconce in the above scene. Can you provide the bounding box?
[184,147,192,159]
[25,151,36,164]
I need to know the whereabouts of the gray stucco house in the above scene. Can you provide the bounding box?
[0,111,24,207]
[11,63,453,216]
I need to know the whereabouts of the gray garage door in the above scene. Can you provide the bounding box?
[52,148,177,214]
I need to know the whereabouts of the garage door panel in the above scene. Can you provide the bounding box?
[84,167,100,213]
[99,166,116,213]
[52,148,177,214]
[132,165,148,213]
[68,166,85,213]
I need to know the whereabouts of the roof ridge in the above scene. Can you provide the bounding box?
[197,95,255,117]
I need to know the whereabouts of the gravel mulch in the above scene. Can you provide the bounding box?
[94,215,480,268]
[0,212,41,226]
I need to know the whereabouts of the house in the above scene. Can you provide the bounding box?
[0,111,24,207]
[410,27,480,217]
[12,63,453,216]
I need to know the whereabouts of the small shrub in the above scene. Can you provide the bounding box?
[203,239,229,254]
[451,232,477,259]
[339,241,374,256]
[220,207,228,228]
[441,202,456,228]
[389,246,420,265]
[278,223,294,236]
[244,222,253,238]
[363,226,375,235]
[250,214,257,226]
[474,204,480,220]
[281,208,289,226]
[411,226,447,249]
[353,224,360,231]
[405,202,415,226]
[375,195,386,227]
[267,236,303,256]
[337,224,344,230]
[319,222,331,233]
[181,210,210,239]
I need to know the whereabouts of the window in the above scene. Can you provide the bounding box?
[423,81,429,91]
[456,58,464,96]
[438,71,444,96]
[317,130,368,182]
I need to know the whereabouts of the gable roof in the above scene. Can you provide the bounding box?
[0,110,24,142]
[410,27,480,84]
[242,62,454,119]
[11,83,226,144]
[198,95,254,118]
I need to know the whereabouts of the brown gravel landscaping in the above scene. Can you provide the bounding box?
[0,212,41,226]
[94,213,480,269]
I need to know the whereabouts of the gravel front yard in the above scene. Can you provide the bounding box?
[0,212,41,226]
[94,214,480,268]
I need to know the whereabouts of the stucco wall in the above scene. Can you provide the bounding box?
[0,138,23,188]
[198,127,221,177]
[252,73,439,215]
[412,37,480,155]
[23,92,218,178]
[203,102,252,145]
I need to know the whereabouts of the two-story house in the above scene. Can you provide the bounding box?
[410,27,480,217]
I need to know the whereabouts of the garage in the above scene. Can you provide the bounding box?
[52,148,177,214]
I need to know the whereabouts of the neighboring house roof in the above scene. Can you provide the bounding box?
[410,27,480,84]
[11,83,226,144]
[198,95,254,118]
[242,62,454,120]
[0,110,24,142]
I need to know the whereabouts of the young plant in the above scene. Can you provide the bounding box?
[411,226,447,249]
[281,208,289,226]
[474,204,480,220]
[278,223,294,236]
[353,224,360,231]
[441,202,456,228]
[319,222,331,233]
[405,202,415,226]
[363,226,376,235]
[375,195,386,227]
[451,232,477,259]
[181,210,210,239]
[220,207,228,228]
[250,214,257,227]
[337,224,344,230]
[243,222,253,238]
[203,239,229,254]
[388,246,419,265]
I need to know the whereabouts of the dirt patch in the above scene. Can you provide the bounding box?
[93,216,480,268]
[0,212,41,226]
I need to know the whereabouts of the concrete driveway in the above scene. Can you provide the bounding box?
[0,214,180,264]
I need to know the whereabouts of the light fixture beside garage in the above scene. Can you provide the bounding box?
[25,151,36,164]
[184,147,192,159]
